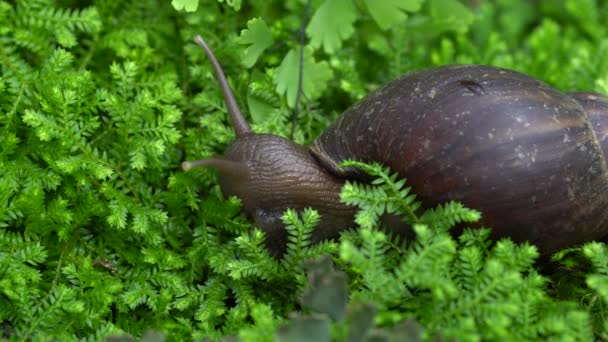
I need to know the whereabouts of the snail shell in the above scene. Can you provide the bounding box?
[311,65,608,253]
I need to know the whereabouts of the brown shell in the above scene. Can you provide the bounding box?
[310,65,608,253]
[569,92,608,162]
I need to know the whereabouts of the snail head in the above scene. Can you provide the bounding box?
[182,36,354,254]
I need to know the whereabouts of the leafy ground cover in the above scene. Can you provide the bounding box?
[1,0,608,340]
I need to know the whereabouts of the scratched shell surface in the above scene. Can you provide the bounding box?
[311,65,608,253]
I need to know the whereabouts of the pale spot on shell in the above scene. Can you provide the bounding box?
[422,139,431,149]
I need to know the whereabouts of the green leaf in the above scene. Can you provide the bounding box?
[597,77,608,94]
[306,0,357,53]
[247,92,275,124]
[171,0,199,12]
[428,0,474,33]
[218,0,242,11]
[566,0,604,39]
[239,18,274,68]
[362,0,423,30]
[107,202,128,229]
[274,47,333,108]
[587,274,608,303]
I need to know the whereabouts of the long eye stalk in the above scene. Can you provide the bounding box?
[193,35,251,137]
[181,158,246,178]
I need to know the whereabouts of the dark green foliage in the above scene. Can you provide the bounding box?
[336,161,594,341]
[2,0,608,341]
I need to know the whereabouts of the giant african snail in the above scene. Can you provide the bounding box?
[183,35,608,256]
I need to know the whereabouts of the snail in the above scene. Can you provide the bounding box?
[183,35,608,256]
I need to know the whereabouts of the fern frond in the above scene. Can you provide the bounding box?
[583,242,608,316]
[458,227,493,251]
[21,7,101,47]
[491,239,538,272]
[281,208,319,271]
[121,282,157,311]
[195,278,228,332]
[227,229,279,280]
[584,242,608,274]
[0,36,35,88]
[12,28,52,55]
[395,225,457,300]
[227,260,269,280]
[305,239,338,258]
[420,201,481,232]
[340,227,403,306]
[340,160,421,226]
[453,246,483,292]
[237,303,279,342]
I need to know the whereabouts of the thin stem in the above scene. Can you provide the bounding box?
[291,0,313,140]
[78,34,99,71]
[51,246,65,292]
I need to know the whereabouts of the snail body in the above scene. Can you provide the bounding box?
[184,36,608,255]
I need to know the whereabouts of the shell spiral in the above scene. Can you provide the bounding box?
[310,65,608,253]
